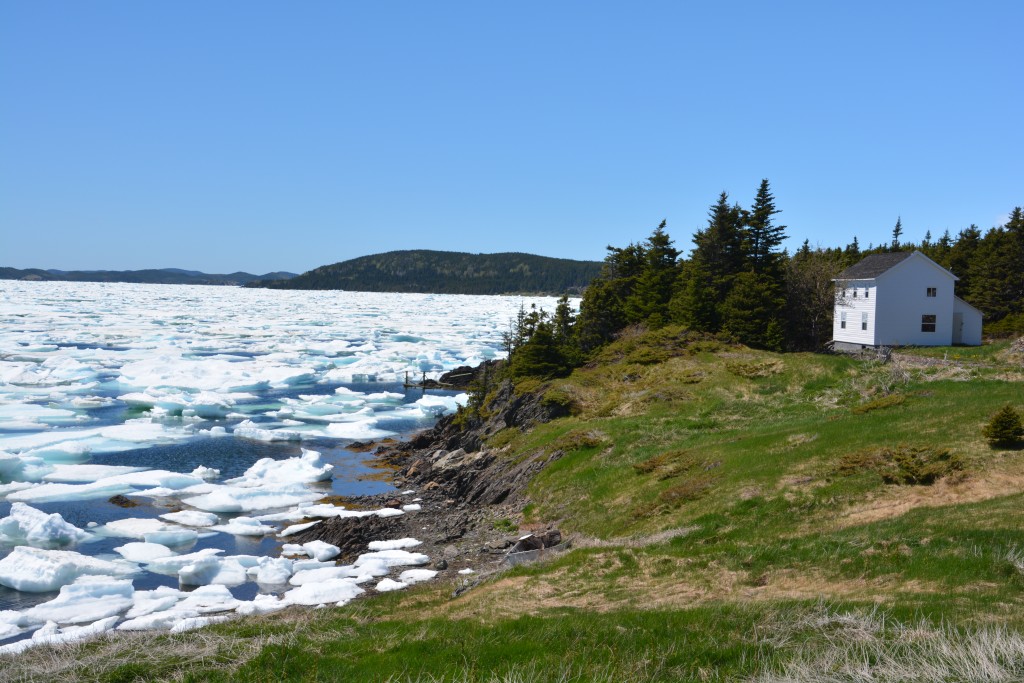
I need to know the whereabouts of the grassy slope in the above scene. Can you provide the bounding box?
[8,330,1024,682]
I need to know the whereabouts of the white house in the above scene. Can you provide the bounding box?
[832,250,983,350]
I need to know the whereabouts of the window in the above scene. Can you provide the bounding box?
[853,289,858,298]
[840,312,847,329]
[926,287,937,297]
[864,288,869,298]
[921,314,936,332]
[861,313,868,331]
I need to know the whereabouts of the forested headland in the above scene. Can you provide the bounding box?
[251,250,603,295]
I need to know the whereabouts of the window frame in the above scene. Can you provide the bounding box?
[926,287,937,297]
[921,314,936,333]
[840,311,847,329]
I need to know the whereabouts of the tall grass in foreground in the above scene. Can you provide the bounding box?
[4,604,1024,682]
[751,606,1024,683]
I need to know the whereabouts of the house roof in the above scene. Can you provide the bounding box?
[835,251,914,279]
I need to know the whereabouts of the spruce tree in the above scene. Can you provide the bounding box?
[624,220,680,327]
[672,192,745,332]
[744,179,787,275]
[891,217,903,251]
[982,405,1024,447]
[720,271,785,351]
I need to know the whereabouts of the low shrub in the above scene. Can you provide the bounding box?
[982,405,1024,447]
[837,445,964,485]
[852,393,906,414]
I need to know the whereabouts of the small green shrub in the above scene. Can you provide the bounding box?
[852,393,906,414]
[493,517,518,533]
[837,445,964,485]
[658,476,716,506]
[982,405,1024,447]
[725,359,783,378]
[541,387,576,414]
[632,449,702,480]
[549,429,609,454]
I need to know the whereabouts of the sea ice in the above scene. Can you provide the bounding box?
[113,542,175,563]
[144,548,224,575]
[301,540,340,561]
[0,547,136,592]
[179,556,248,587]
[159,510,220,527]
[124,586,186,619]
[41,464,148,482]
[280,520,321,536]
[170,615,230,633]
[144,528,199,546]
[210,516,274,536]
[284,578,364,607]
[22,577,134,625]
[0,616,119,655]
[227,448,333,485]
[182,482,321,513]
[0,502,91,547]
[398,569,438,585]
[254,557,293,584]
[176,584,241,613]
[353,549,430,568]
[235,593,287,615]
[288,566,355,586]
[367,538,422,551]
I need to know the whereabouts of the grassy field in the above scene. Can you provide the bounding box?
[5,331,1023,682]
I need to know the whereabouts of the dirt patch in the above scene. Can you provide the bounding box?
[832,468,1024,529]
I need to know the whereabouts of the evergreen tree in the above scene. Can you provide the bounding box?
[891,217,903,251]
[508,321,571,379]
[842,236,861,266]
[982,405,1024,447]
[947,225,981,295]
[720,271,785,350]
[966,209,1024,324]
[624,220,680,327]
[670,192,745,331]
[744,179,787,275]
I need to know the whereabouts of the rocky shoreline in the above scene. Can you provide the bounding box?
[294,375,571,583]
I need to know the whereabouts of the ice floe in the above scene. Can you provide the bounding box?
[0,502,91,547]
[0,281,567,650]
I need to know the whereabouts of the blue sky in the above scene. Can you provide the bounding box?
[2,2,1021,274]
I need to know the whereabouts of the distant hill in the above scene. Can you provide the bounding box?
[251,250,604,295]
[0,267,297,286]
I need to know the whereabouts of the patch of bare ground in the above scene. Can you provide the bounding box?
[745,571,941,603]
[830,466,1024,530]
[423,553,945,623]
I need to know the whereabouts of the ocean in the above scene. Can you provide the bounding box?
[0,281,562,645]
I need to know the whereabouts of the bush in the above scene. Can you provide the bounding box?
[837,445,964,485]
[982,405,1024,447]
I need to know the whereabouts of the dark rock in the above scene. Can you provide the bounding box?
[288,514,408,562]
[434,559,448,570]
[509,534,544,553]
[540,529,562,547]
[109,495,139,508]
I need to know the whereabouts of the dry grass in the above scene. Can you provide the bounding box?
[0,624,297,683]
[749,605,1024,682]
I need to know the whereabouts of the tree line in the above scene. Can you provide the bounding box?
[254,250,603,295]
[502,181,1023,379]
